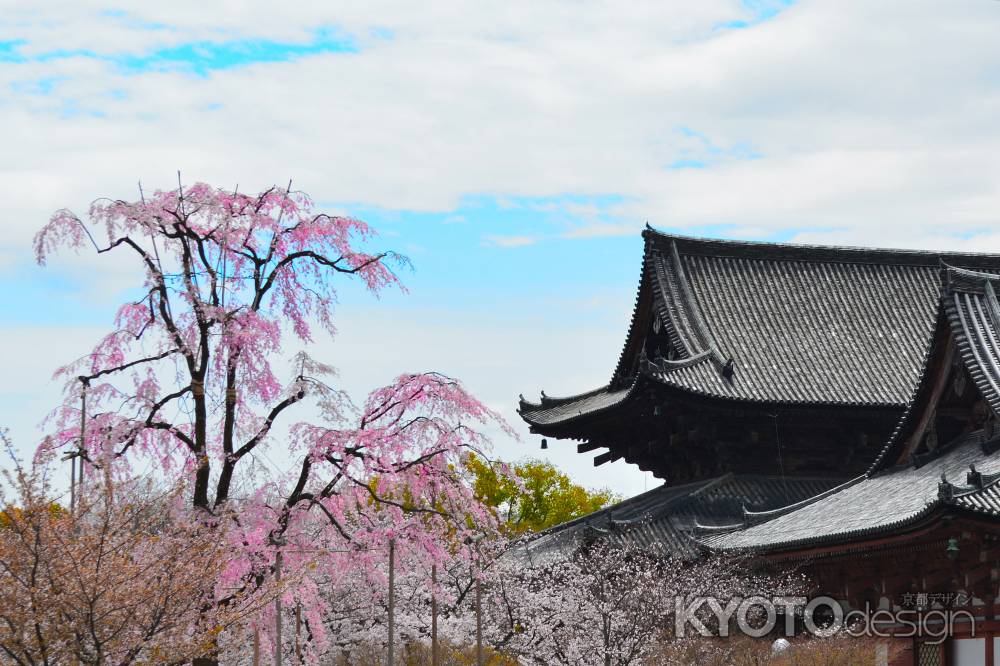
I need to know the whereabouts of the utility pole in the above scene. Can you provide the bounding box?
[78,378,88,495]
[68,448,76,517]
[388,539,396,666]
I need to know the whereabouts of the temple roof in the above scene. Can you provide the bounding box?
[945,266,1000,415]
[520,230,1000,430]
[701,267,1000,554]
[700,431,1000,553]
[510,474,841,564]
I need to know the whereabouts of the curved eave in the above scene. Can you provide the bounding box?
[707,486,1000,557]
[518,363,908,434]
[701,500,949,557]
[644,363,908,410]
[518,377,643,430]
[701,429,1000,557]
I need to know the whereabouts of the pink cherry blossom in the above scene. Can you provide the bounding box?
[35,181,514,661]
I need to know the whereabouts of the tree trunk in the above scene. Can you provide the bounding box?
[192,381,211,509]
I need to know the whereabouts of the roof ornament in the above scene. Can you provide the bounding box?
[968,464,984,489]
[938,473,955,500]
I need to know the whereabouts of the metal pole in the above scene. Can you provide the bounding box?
[78,380,87,493]
[275,550,283,666]
[69,453,76,517]
[431,564,439,666]
[388,539,396,666]
[102,426,113,505]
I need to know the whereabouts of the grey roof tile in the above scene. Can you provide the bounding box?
[511,475,841,564]
[702,433,1000,553]
[701,268,1000,553]
[521,231,1000,427]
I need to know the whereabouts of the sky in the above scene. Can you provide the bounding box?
[2,0,1000,497]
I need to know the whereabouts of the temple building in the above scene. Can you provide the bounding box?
[517,229,1000,665]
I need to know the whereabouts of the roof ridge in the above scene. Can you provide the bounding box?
[864,305,951,474]
[942,262,1000,280]
[643,227,1000,267]
[702,500,946,555]
[739,474,868,525]
[608,238,653,386]
[666,241,731,371]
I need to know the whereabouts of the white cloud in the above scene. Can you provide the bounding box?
[1,0,998,249]
[4,0,1000,496]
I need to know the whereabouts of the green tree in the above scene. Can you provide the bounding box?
[468,455,619,533]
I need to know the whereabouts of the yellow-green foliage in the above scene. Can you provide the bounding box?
[0,502,64,529]
[467,454,619,533]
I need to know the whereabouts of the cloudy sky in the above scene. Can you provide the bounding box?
[2,0,1000,496]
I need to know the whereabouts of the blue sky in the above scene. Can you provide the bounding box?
[3,0,1000,495]
[1,27,359,76]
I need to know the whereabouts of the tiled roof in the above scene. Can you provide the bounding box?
[945,266,1000,415]
[516,383,636,427]
[520,231,1000,428]
[509,474,841,565]
[953,482,1000,516]
[702,432,1000,553]
[701,268,1000,553]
